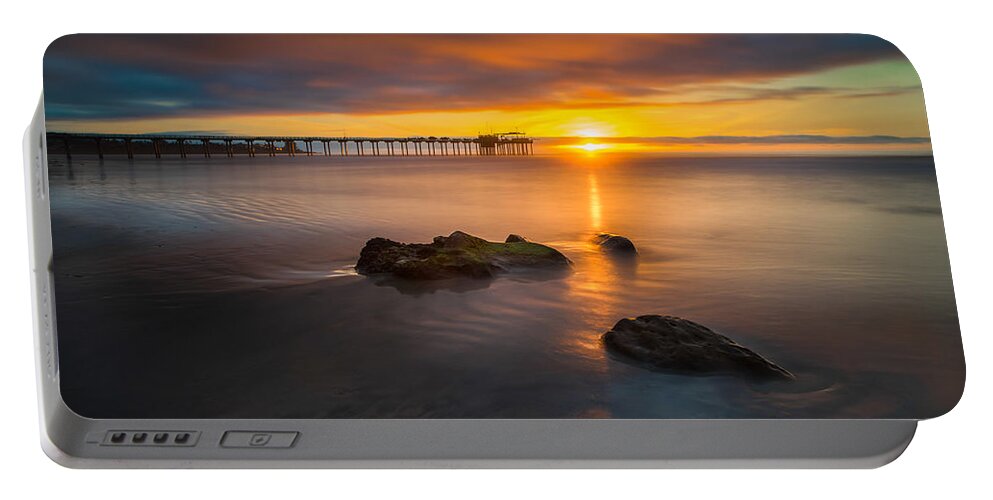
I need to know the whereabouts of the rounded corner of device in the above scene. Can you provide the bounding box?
[39,427,86,469]
[862,420,918,469]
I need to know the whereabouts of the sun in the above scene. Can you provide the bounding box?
[557,142,614,154]
[578,143,609,152]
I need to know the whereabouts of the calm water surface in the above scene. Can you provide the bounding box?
[48,154,964,418]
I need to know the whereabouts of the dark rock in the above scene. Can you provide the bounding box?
[592,233,637,254]
[602,315,794,380]
[356,231,572,280]
[505,234,530,243]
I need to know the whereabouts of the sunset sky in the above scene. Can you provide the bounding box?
[43,34,931,154]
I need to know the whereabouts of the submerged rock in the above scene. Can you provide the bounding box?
[592,233,637,254]
[602,315,794,380]
[356,231,572,280]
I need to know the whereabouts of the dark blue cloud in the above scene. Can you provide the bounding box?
[43,34,910,121]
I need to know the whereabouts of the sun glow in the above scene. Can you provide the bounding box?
[557,141,649,154]
[574,128,608,138]
[577,143,610,152]
[554,142,619,154]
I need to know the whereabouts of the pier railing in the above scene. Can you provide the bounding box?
[46,133,534,159]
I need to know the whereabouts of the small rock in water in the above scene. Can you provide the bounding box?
[602,315,794,380]
[356,230,572,280]
[592,233,637,254]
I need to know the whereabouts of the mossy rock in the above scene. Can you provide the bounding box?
[356,231,572,280]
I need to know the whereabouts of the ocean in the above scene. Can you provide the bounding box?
[46,153,964,419]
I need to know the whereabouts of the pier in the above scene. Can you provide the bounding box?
[47,132,534,159]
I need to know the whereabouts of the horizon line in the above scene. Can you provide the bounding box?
[46,131,931,146]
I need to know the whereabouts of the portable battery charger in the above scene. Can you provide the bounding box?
[25,34,964,468]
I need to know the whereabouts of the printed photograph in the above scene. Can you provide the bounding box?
[42,34,964,419]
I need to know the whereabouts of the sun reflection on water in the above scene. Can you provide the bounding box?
[588,172,602,231]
